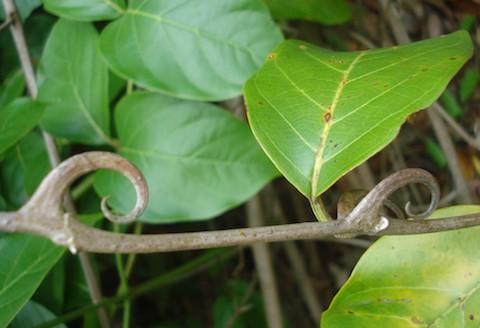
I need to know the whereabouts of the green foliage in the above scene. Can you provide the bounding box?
[213,280,267,328]
[440,89,463,118]
[0,70,25,107]
[244,31,472,199]
[459,68,479,102]
[322,206,480,327]
[38,19,111,145]
[0,132,50,208]
[94,92,278,222]
[10,301,66,328]
[43,0,125,21]
[98,0,283,101]
[0,235,64,327]
[265,0,351,25]
[0,98,45,154]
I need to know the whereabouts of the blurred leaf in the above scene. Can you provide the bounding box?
[99,0,283,101]
[64,255,91,311]
[33,256,65,314]
[43,0,125,21]
[213,280,266,328]
[0,70,25,107]
[323,205,480,327]
[38,19,111,145]
[0,98,45,155]
[440,89,463,118]
[0,132,50,208]
[460,15,476,31]
[424,137,447,168]
[265,0,351,25]
[0,190,6,210]
[109,71,126,102]
[0,0,41,21]
[459,68,479,102]
[0,234,64,327]
[94,92,278,223]
[244,31,472,198]
[10,301,66,328]
[0,14,55,81]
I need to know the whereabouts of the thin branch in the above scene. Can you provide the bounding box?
[2,151,480,255]
[434,103,480,151]
[2,1,112,326]
[247,196,283,328]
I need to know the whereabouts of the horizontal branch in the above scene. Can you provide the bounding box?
[1,151,480,254]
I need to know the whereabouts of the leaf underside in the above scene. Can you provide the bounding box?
[244,31,472,199]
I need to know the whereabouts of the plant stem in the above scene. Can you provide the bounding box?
[247,196,283,328]
[114,224,130,327]
[38,248,239,328]
[2,1,111,326]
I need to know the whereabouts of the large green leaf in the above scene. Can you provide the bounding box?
[264,0,351,25]
[0,98,44,155]
[94,92,278,223]
[0,235,64,327]
[99,0,283,101]
[244,31,472,199]
[322,205,480,327]
[43,0,125,21]
[38,19,111,145]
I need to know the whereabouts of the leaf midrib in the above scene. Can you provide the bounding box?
[310,51,365,197]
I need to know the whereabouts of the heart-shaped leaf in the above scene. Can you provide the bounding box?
[0,98,44,155]
[94,92,278,223]
[264,0,351,25]
[38,19,111,145]
[43,0,125,21]
[244,31,472,200]
[98,0,283,101]
[322,205,480,327]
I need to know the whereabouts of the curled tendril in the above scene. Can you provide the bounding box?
[343,168,440,232]
[25,151,148,224]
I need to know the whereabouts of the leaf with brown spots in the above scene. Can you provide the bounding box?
[244,31,472,201]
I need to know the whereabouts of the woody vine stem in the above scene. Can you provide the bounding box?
[1,151,480,254]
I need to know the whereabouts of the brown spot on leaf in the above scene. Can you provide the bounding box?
[324,109,332,123]
[257,101,263,105]
[470,314,475,320]
[411,316,424,324]
[347,310,354,315]
[449,57,457,60]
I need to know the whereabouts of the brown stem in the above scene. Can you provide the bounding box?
[2,151,480,256]
[2,1,112,326]
[247,196,283,328]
